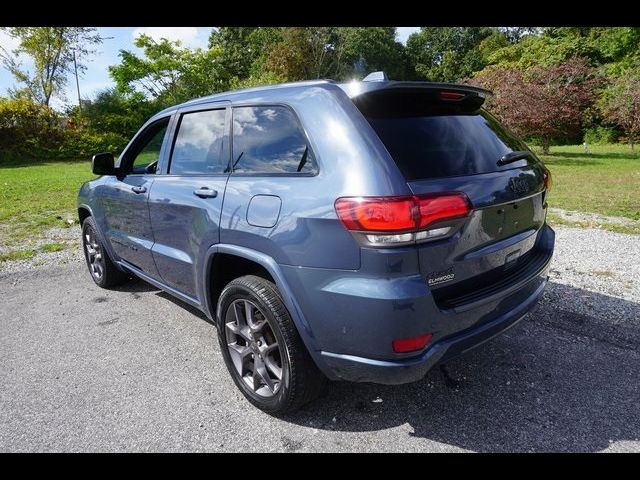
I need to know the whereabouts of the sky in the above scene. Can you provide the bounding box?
[0,27,421,110]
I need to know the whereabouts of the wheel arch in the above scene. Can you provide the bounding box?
[78,205,92,226]
[202,244,320,355]
[77,203,126,273]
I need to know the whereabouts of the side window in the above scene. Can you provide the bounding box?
[232,106,317,174]
[170,109,227,175]
[128,120,169,174]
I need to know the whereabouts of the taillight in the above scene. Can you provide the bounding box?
[543,168,552,193]
[335,192,471,246]
[415,194,471,229]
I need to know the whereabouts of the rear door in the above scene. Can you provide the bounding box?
[148,105,230,301]
[356,88,549,306]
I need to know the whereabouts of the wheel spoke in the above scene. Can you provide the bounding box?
[228,343,251,376]
[249,319,267,334]
[244,301,254,326]
[261,342,279,356]
[253,355,276,393]
[233,301,247,327]
[226,321,252,342]
[264,356,282,381]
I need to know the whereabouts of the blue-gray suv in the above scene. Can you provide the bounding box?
[78,74,555,414]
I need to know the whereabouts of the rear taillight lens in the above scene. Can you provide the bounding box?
[334,196,416,232]
[335,192,471,246]
[543,168,552,193]
[415,194,471,229]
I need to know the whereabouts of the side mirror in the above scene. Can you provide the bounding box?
[92,152,116,175]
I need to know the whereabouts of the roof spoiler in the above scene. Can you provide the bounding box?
[340,80,492,100]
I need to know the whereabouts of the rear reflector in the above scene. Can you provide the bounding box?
[335,192,471,233]
[392,333,433,353]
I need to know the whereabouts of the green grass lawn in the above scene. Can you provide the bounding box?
[0,159,96,249]
[535,144,640,221]
[0,144,638,258]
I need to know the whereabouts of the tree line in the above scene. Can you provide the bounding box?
[1,26,640,161]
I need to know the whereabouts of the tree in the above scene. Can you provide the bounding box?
[337,27,409,80]
[485,27,640,72]
[208,27,282,81]
[109,34,229,106]
[261,27,409,82]
[601,73,640,150]
[498,27,542,44]
[472,57,601,153]
[406,27,496,82]
[264,27,345,81]
[0,27,102,106]
[78,88,158,140]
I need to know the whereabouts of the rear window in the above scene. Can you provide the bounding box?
[364,110,531,181]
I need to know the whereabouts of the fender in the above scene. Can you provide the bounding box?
[202,244,321,356]
[77,203,127,274]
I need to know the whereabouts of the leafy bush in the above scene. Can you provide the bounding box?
[0,97,64,161]
[56,129,129,159]
[584,126,618,144]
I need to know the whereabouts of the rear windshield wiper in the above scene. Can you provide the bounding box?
[497,150,533,166]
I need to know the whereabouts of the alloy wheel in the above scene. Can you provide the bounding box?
[225,299,284,397]
[84,228,104,281]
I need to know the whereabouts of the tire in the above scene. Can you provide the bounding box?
[81,217,129,288]
[217,275,326,414]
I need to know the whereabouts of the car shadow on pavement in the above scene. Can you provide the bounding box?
[283,282,640,452]
[114,277,212,323]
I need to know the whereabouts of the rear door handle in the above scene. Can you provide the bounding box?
[193,187,218,199]
[131,186,147,194]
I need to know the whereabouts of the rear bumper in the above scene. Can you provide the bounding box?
[319,275,547,384]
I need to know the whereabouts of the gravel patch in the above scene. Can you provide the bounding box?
[549,207,640,229]
[549,226,639,303]
[0,226,82,275]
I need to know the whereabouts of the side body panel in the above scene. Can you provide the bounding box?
[148,104,231,301]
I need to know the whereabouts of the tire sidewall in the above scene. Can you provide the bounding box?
[217,282,294,413]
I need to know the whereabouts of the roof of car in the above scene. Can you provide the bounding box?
[153,78,491,118]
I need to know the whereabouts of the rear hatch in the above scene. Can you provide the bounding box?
[351,85,550,309]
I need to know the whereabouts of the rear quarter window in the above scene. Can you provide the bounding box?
[231,106,317,175]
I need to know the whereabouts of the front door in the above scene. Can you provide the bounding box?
[148,106,230,301]
[100,117,170,277]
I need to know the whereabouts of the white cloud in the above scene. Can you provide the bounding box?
[396,27,421,45]
[0,29,22,52]
[132,27,208,49]
[0,29,33,66]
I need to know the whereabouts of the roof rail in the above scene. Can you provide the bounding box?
[362,71,389,82]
